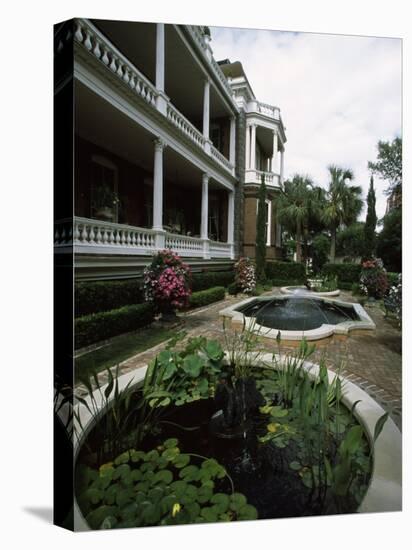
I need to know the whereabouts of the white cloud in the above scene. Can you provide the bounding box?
[210,27,401,220]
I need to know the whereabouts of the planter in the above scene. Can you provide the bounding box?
[73,356,401,530]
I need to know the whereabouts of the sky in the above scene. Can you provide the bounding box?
[210,27,402,221]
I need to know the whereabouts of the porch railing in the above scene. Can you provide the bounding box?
[74,19,235,178]
[244,169,280,188]
[55,217,233,260]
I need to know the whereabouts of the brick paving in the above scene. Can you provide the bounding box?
[76,289,402,429]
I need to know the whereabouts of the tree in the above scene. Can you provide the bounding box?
[321,166,363,263]
[255,174,267,281]
[277,175,315,263]
[368,137,402,196]
[336,222,366,261]
[311,234,330,274]
[363,176,377,259]
[377,208,402,272]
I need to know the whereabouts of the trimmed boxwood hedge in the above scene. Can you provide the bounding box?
[322,263,361,284]
[75,302,154,349]
[189,286,226,309]
[75,279,144,318]
[191,271,234,292]
[265,261,306,282]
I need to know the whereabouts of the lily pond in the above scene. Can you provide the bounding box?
[75,333,386,530]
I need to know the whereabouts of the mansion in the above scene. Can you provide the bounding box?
[54,19,286,280]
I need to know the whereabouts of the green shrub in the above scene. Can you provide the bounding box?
[351,282,362,295]
[387,272,400,287]
[265,261,306,282]
[191,271,234,292]
[75,279,144,318]
[228,282,239,295]
[322,263,361,284]
[189,286,226,309]
[75,302,154,349]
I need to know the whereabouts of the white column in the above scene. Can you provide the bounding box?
[228,190,235,259]
[155,23,165,92]
[201,173,210,259]
[153,138,165,232]
[203,79,210,140]
[280,148,285,184]
[271,130,278,173]
[250,124,256,170]
[229,116,236,165]
[201,173,209,239]
[245,124,251,169]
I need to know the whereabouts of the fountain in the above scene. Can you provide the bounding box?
[220,294,375,343]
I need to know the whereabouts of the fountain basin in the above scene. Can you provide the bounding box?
[220,295,375,343]
[280,285,340,297]
[72,356,401,530]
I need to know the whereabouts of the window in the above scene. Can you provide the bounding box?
[90,155,118,222]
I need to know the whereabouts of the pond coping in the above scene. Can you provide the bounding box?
[219,295,376,341]
[72,352,401,529]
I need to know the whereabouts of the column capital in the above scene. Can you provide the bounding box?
[202,173,210,184]
[154,138,166,151]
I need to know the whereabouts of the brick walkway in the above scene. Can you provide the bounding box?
[76,289,402,429]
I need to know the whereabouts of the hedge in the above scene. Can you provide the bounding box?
[322,263,361,284]
[191,271,234,292]
[75,302,154,349]
[189,286,226,309]
[75,279,144,318]
[265,261,306,282]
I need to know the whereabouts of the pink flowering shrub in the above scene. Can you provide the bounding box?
[143,249,191,312]
[359,258,389,299]
[234,257,256,294]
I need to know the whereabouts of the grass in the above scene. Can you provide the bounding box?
[75,326,176,383]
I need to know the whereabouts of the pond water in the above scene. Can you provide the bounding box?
[237,297,359,332]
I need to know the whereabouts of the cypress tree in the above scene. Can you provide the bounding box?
[256,174,267,282]
[364,175,377,259]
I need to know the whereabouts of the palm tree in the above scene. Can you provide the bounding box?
[277,175,315,263]
[321,166,363,262]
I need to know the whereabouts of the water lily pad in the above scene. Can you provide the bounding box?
[200,506,219,522]
[172,453,190,469]
[182,355,203,378]
[130,450,146,463]
[196,485,213,503]
[179,465,199,482]
[100,515,117,529]
[153,469,173,485]
[204,340,224,361]
[114,451,131,465]
[210,493,230,513]
[164,438,179,449]
[162,447,180,461]
[289,461,302,471]
[230,493,247,511]
[237,504,258,521]
[82,487,103,505]
[86,505,117,530]
[113,464,131,481]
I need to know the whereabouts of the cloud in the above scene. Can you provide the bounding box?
[210,27,401,220]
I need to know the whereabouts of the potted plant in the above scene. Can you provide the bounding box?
[92,184,120,221]
[143,249,191,320]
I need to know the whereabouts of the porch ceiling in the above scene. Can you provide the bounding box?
[256,125,275,157]
[75,81,223,191]
[91,20,230,125]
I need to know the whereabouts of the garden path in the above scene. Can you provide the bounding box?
[75,289,402,429]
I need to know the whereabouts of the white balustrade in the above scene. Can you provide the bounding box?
[244,170,280,188]
[210,145,233,172]
[166,104,206,149]
[55,218,233,259]
[165,233,204,256]
[255,101,281,120]
[74,19,158,108]
[209,240,232,258]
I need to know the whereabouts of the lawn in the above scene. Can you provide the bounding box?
[75,326,176,383]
